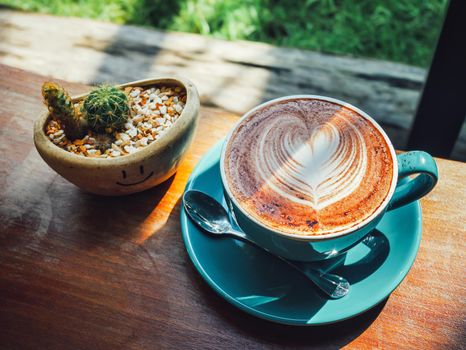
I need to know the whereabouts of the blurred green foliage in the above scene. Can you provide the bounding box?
[0,0,447,67]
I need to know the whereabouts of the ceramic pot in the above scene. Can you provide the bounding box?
[34,77,200,195]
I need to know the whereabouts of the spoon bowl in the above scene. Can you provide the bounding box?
[183,190,231,234]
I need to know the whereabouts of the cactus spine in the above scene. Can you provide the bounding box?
[42,82,86,139]
[83,85,130,132]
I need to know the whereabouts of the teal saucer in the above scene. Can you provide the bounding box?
[180,140,422,325]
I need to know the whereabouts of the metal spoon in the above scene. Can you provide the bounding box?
[183,190,350,299]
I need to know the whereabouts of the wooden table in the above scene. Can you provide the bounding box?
[0,64,465,349]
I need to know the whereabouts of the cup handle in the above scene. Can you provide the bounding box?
[387,151,438,211]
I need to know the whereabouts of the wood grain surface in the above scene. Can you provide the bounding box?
[0,64,465,349]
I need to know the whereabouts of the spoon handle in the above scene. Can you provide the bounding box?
[227,229,349,299]
[285,260,350,299]
[227,228,249,241]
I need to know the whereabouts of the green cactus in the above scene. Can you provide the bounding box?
[42,82,86,139]
[83,85,130,132]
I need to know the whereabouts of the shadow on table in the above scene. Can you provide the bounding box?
[64,174,175,248]
[0,172,179,348]
[188,263,387,348]
[85,0,183,85]
[450,322,466,350]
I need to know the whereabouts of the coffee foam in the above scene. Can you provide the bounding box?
[224,98,394,236]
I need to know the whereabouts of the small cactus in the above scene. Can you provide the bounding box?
[42,82,86,139]
[83,85,130,132]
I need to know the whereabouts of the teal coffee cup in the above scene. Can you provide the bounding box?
[220,96,438,262]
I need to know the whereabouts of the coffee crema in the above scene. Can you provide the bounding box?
[223,98,394,236]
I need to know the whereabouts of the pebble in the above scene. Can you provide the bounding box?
[53,134,65,143]
[124,145,137,154]
[127,128,138,138]
[119,133,130,142]
[46,85,186,158]
[136,137,148,147]
[133,115,144,123]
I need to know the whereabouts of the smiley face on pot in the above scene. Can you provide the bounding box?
[116,165,154,186]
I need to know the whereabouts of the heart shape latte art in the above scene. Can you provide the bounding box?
[255,113,367,210]
[224,98,394,235]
